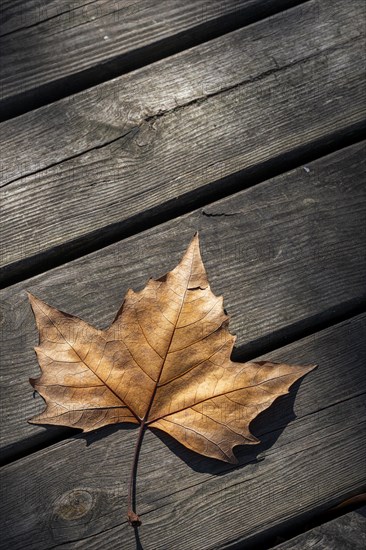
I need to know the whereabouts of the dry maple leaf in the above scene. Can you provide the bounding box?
[28,233,315,526]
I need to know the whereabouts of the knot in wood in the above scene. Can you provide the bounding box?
[54,489,93,521]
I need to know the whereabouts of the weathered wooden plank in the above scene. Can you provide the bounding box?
[0,0,302,116]
[0,315,365,549]
[1,142,365,460]
[0,1,96,36]
[2,0,360,186]
[276,507,366,549]
[0,0,365,277]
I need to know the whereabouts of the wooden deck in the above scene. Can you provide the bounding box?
[0,1,365,548]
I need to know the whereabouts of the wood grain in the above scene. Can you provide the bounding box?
[0,1,99,36]
[0,314,365,549]
[2,0,360,186]
[1,0,364,544]
[1,0,365,275]
[0,0,302,115]
[276,507,366,549]
[1,142,365,460]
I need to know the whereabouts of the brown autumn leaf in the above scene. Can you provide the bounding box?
[28,233,315,525]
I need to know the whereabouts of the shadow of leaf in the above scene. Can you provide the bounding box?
[74,421,138,446]
[150,380,301,475]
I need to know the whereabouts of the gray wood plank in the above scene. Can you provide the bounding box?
[1,142,365,460]
[0,1,97,36]
[2,0,359,186]
[0,315,365,550]
[0,0,301,114]
[1,0,365,274]
[276,507,366,550]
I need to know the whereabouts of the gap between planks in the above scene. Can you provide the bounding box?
[1,0,365,284]
[1,303,364,469]
[2,0,361,188]
[0,0,310,121]
[0,141,365,462]
[1,129,365,291]
[0,314,365,549]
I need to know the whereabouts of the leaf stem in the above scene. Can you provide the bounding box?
[127,420,146,526]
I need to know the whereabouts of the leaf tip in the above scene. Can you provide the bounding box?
[27,291,43,312]
[26,290,35,303]
[302,363,318,375]
[191,231,200,247]
[27,411,42,425]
